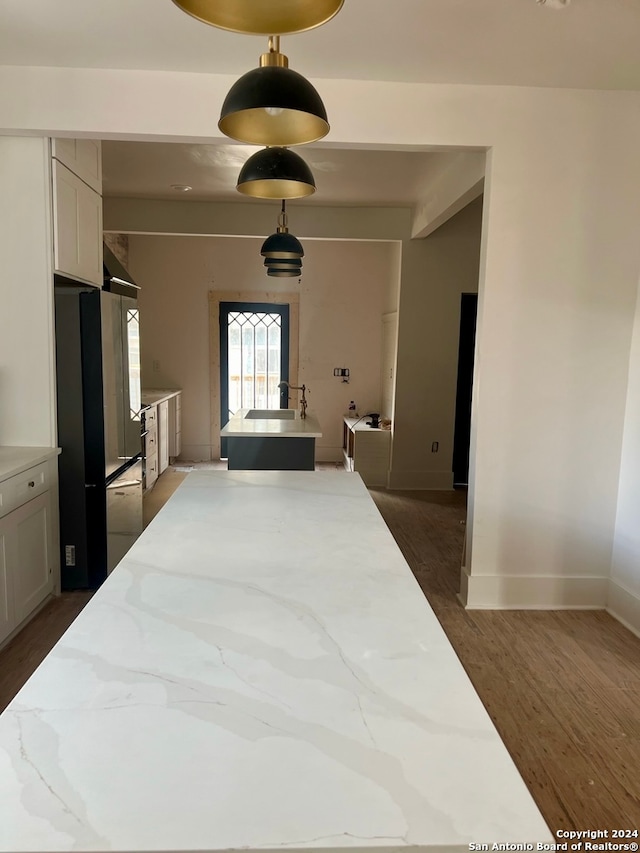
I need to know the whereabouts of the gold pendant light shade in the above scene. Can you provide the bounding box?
[236,147,316,199]
[219,65,329,146]
[171,0,344,35]
[218,42,329,146]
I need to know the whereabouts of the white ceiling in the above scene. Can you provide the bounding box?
[2,0,636,207]
[101,141,463,206]
[1,0,638,90]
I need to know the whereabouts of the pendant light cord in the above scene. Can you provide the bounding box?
[278,200,288,232]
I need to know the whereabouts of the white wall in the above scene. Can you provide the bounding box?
[610,272,640,636]
[391,197,483,490]
[129,235,399,461]
[3,67,640,611]
[0,137,57,447]
[463,117,640,608]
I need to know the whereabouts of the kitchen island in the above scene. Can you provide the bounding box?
[221,408,322,470]
[0,471,551,852]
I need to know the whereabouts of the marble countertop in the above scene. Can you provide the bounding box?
[0,471,550,852]
[221,408,323,438]
[0,446,61,483]
[141,388,181,406]
[343,417,390,433]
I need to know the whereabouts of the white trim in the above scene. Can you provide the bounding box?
[607,579,640,639]
[460,567,609,609]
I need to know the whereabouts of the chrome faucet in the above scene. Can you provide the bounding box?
[278,380,308,419]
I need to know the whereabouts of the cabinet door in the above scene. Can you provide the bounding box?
[51,138,102,193]
[0,515,16,645]
[168,393,182,459]
[52,161,103,287]
[12,492,53,624]
[145,452,158,491]
[158,400,169,474]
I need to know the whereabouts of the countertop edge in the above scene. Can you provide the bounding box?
[0,446,61,484]
[141,389,181,406]
[221,409,323,439]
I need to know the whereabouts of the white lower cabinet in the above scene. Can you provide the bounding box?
[0,521,14,643]
[0,467,55,647]
[342,418,391,487]
[168,392,182,460]
[13,492,53,624]
[0,493,54,645]
[158,400,169,475]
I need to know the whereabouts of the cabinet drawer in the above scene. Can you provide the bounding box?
[145,452,158,489]
[145,431,158,455]
[145,406,158,429]
[0,463,49,520]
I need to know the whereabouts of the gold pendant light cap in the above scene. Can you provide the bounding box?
[171,0,344,35]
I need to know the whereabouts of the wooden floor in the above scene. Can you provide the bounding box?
[2,471,639,833]
[369,487,640,832]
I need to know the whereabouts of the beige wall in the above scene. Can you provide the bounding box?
[391,197,483,489]
[129,235,399,461]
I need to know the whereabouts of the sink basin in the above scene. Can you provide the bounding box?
[245,409,296,420]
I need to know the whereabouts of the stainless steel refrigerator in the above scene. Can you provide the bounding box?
[54,282,143,589]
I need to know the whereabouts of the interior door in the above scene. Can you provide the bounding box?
[452,293,478,487]
[219,302,290,457]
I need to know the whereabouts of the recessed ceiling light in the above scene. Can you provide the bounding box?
[170,184,193,192]
[536,0,571,8]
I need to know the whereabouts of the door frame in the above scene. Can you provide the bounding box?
[208,290,300,460]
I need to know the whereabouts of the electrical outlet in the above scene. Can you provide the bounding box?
[65,545,76,566]
[431,441,439,453]
[152,359,160,372]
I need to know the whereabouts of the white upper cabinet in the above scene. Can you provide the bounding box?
[52,159,103,287]
[51,138,102,193]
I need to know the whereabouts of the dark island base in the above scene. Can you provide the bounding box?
[226,437,316,471]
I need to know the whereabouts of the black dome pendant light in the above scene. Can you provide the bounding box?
[237,146,315,199]
[218,37,329,147]
[261,201,304,278]
[171,0,344,36]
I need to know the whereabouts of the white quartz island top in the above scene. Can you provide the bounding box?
[0,471,550,852]
[221,408,323,438]
[0,446,60,483]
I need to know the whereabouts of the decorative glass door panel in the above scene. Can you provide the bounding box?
[220,302,290,456]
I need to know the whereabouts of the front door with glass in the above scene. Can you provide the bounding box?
[219,301,290,457]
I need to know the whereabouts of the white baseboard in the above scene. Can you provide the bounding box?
[387,469,454,490]
[460,567,609,609]
[607,579,640,638]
